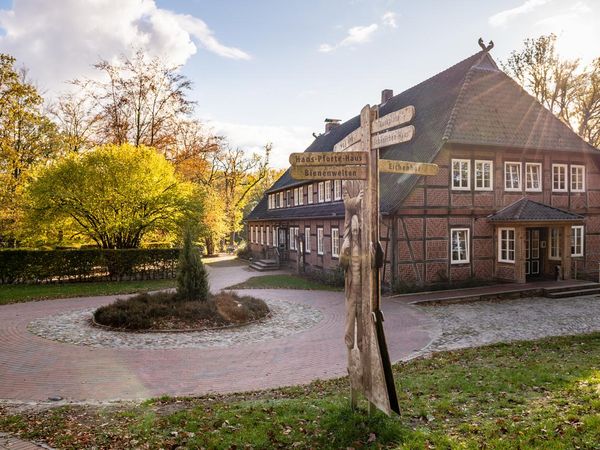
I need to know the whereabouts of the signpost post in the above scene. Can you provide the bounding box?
[289,103,438,417]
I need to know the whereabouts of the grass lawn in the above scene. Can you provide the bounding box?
[2,333,600,448]
[227,274,342,291]
[0,279,177,305]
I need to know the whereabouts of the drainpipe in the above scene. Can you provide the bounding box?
[391,216,398,286]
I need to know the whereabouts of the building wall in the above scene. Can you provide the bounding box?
[394,144,600,285]
[248,143,600,285]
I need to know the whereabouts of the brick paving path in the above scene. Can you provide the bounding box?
[0,263,434,402]
[0,433,47,449]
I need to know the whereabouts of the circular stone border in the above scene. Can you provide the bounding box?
[27,298,323,350]
[90,311,272,333]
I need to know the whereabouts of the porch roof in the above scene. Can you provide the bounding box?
[487,198,584,223]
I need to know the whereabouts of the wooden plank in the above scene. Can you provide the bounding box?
[289,151,367,166]
[379,159,439,176]
[371,105,415,133]
[333,128,362,152]
[290,165,367,180]
[371,125,414,149]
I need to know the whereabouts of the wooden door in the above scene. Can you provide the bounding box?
[525,229,541,278]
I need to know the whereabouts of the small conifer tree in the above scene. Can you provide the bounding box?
[177,227,209,301]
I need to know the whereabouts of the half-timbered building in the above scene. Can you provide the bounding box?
[245,47,600,286]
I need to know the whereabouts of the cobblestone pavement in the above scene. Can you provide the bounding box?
[28,300,322,349]
[0,262,433,402]
[416,295,600,353]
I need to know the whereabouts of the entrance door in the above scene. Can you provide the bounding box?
[525,229,541,277]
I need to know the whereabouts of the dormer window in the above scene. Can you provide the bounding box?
[308,184,314,204]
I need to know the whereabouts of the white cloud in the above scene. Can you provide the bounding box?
[0,0,250,94]
[489,0,552,27]
[382,11,398,28]
[318,23,378,53]
[208,121,313,168]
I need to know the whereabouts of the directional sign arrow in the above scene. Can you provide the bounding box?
[372,105,415,134]
[290,165,368,180]
[333,128,362,153]
[371,125,415,149]
[289,151,367,166]
[379,159,438,176]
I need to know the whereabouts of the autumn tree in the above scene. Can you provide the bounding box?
[0,54,61,245]
[504,34,600,148]
[214,143,271,246]
[25,144,201,249]
[62,50,194,153]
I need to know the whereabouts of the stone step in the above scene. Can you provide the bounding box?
[249,259,280,271]
[543,282,600,294]
[545,287,600,299]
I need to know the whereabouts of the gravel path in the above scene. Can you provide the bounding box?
[418,295,600,353]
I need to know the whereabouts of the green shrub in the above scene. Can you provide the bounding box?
[0,248,179,284]
[176,228,209,301]
[93,291,269,330]
[235,242,253,260]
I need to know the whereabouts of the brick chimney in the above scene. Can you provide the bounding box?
[381,89,393,104]
[324,118,341,132]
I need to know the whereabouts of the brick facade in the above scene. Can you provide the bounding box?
[248,143,600,287]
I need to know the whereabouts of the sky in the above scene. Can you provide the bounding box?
[0,0,599,167]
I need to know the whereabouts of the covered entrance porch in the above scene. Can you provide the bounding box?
[488,199,584,284]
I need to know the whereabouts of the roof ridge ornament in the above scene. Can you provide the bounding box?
[478,37,494,52]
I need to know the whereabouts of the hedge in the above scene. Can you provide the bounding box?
[0,249,180,284]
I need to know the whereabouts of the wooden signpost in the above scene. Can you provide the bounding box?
[289,103,438,417]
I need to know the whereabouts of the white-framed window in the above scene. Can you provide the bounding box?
[571,165,585,192]
[260,226,264,245]
[266,226,270,246]
[279,191,284,208]
[318,182,325,203]
[308,184,314,204]
[525,162,542,192]
[498,228,515,263]
[293,188,298,206]
[552,164,568,192]
[451,159,470,190]
[331,228,340,257]
[251,226,255,244]
[549,227,561,260]
[504,162,521,191]
[273,227,278,247]
[304,227,311,253]
[334,180,342,200]
[474,160,493,191]
[450,228,470,264]
[289,227,298,251]
[317,227,324,255]
[287,190,292,207]
[324,180,332,201]
[572,225,584,257]
[298,186,304,205]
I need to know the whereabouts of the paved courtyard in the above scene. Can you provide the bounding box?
[1,260,600,404]
[0,262,433,403]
